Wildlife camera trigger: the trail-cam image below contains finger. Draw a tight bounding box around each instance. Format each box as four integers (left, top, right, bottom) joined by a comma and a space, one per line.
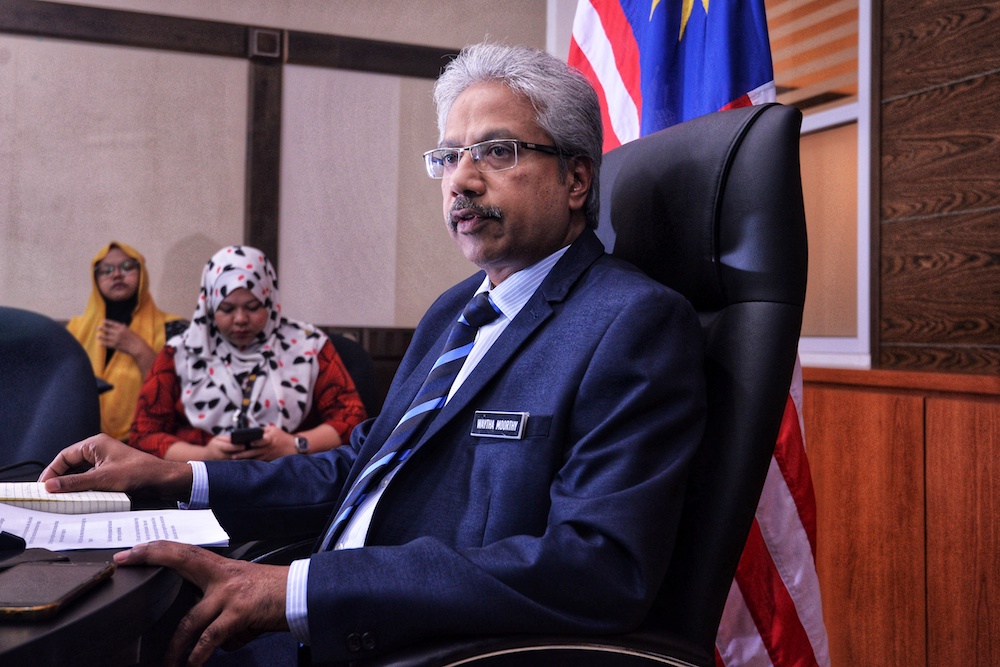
164, 596, 227, 667
115, 541, 226, 591
43, 470, 99, 493
229, 447, 261, 461
38, 450, 82, 484
185, 612, 244, 667
38, 437, 101, 484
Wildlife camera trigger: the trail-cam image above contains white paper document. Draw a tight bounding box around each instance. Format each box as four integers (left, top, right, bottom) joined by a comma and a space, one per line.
0, 502, 230, 551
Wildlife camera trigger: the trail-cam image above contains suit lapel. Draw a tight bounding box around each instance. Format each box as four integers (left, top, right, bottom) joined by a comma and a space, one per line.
415, 229, 606, 448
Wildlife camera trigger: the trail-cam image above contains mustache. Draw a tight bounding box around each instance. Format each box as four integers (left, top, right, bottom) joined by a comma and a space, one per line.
450, 196, 503, 229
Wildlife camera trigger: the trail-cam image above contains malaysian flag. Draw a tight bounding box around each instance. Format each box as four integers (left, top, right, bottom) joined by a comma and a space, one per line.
568, 2, 830, 665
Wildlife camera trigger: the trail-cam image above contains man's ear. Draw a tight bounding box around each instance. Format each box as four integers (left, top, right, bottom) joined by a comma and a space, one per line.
567, 156, 593, 212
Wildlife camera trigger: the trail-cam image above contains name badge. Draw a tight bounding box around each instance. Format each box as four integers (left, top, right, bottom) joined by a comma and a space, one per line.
471, 411, 529, 440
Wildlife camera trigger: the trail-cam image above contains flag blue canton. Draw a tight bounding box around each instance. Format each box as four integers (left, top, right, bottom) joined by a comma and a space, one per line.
618, 0, 774, 131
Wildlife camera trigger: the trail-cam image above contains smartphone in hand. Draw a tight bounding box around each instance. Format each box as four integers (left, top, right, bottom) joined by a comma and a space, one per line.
230, 427, 264, 446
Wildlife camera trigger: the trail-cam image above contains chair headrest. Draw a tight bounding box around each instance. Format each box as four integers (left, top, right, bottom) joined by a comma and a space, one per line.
601, 104, 807, 314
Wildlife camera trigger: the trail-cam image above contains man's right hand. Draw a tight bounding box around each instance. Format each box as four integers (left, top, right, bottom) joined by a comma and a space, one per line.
38, 433, 194, 500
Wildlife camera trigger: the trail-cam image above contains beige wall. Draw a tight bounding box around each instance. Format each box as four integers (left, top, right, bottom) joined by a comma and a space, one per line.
800, 122, 858, 338
0, 35, 248, 319
0, 1, 547, 326
66, 0, 546, 50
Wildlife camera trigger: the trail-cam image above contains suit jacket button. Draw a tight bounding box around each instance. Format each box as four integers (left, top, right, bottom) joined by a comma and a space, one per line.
362, 632, 377, 650
347, 632, 362, 652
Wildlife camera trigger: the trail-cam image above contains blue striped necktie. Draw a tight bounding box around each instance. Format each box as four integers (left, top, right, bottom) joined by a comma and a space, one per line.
318, 291, 501, 551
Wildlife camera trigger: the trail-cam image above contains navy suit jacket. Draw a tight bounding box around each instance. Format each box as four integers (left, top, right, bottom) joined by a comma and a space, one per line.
205, 228, 706, 663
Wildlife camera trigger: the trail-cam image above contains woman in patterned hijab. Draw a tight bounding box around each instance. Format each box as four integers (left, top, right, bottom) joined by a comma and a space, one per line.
128, 245, 367, 461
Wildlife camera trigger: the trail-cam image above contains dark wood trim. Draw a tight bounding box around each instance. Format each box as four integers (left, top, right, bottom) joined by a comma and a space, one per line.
869, 1, 883, 369
287, 30, 455, 79
245, 59, 283, 267
803, 366, 1000, 397
0, 0, 247, 56
0, 1, 454, 78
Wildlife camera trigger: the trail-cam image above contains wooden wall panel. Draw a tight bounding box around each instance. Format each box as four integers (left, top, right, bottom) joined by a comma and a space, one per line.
880, 72, 1000, 222
878, 0, 1000, 373
804, 368, 1000, 666
879, 344, 1000, 374
803, 383, 925, 667
925, 397, 1000, 667
881, 0, 1000, 99
880, 208, 1000, 373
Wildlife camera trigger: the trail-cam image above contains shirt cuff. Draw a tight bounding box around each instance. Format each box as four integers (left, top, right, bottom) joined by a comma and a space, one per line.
178, 461, 209, 509
286, 558, 311, 645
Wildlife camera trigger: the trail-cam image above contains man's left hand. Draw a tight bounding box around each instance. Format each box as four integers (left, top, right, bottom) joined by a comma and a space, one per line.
114, 541, 290, 667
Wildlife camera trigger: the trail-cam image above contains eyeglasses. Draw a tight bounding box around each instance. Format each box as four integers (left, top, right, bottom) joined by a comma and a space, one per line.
94, 259, 140, 278
422, 139, 564, 179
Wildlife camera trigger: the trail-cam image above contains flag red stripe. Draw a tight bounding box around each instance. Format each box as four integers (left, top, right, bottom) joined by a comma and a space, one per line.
735, 520, 820, 667
584, 0, 643, 119
720, 93, 754, 111
568, 37, 623, 151
772, 395, 818, 557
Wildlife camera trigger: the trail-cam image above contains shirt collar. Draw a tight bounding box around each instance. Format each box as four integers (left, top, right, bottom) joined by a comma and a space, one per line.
474, 245, 571, 322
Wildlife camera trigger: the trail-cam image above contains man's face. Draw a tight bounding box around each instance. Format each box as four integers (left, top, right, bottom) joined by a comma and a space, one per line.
439, 81, 590, 285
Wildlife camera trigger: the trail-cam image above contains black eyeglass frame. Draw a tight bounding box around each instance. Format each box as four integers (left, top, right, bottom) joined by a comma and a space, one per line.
94, 259, 141, 278
422, 139, 565, 179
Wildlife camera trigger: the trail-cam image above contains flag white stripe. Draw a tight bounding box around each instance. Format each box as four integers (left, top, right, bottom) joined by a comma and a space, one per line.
746, 80, 777, 105
718, 581, 776, 667
789, 357, 804, 429
571, 0, 640, 144
754, 361, 831, 666
756, 458, 829, 665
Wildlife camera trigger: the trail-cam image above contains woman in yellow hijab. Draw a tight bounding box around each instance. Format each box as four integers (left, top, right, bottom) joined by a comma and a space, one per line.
68, 242, 185, 441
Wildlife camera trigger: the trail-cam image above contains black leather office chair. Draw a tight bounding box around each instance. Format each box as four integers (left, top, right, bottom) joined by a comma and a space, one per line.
328, 332, 382, 417
0, 306, 102, 480
331, 103, 807, 666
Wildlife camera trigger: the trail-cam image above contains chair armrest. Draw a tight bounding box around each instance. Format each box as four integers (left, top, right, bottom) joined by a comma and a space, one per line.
230, 538, 315, 565
332, 631, 708, 667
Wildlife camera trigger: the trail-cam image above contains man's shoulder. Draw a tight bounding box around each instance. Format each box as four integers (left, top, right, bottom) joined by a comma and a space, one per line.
582, 253, 686, 303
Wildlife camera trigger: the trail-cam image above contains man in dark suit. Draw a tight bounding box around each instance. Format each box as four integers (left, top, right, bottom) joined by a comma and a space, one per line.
40, 42, 706, 666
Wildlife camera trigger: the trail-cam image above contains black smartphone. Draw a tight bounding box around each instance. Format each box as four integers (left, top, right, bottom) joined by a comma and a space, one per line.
0, 561, 115, 621
230, 427, 264, 445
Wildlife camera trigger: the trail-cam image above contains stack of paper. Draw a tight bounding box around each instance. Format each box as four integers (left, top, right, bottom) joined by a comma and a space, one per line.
0, 500, 229, 551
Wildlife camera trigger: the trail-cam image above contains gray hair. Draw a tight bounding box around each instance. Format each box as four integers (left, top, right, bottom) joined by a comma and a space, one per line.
433, 43, 603, 229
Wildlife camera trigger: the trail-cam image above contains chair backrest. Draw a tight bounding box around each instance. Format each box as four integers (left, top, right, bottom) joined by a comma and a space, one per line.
0, 307, 101, 478
600, 104, 808, 662
328, 332, 382, 417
